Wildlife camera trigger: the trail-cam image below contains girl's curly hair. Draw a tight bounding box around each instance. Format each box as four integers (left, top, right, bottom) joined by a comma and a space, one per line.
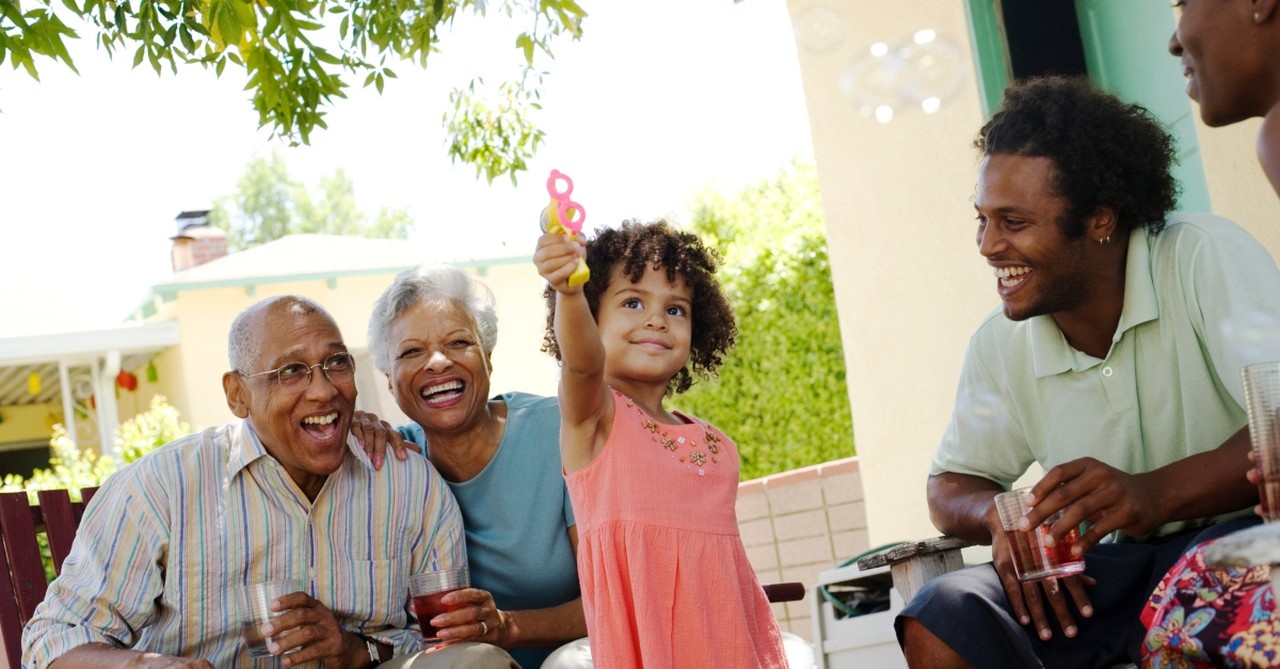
541, 219, 737, 395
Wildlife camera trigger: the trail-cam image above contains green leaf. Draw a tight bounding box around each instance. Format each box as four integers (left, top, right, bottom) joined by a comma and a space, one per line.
515, 32, 532, 66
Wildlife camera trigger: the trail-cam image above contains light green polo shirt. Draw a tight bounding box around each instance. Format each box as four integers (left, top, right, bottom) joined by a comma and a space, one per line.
933, 213, 1280, 537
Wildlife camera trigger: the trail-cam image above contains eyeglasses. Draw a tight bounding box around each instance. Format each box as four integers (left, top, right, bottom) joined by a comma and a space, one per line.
238, 352, 356, 388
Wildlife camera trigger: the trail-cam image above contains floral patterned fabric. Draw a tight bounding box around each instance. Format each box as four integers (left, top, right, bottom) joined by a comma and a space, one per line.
1142, 537, 1276, 668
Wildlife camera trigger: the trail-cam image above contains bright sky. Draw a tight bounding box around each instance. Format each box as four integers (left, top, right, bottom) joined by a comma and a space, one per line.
0, 0, 813, 336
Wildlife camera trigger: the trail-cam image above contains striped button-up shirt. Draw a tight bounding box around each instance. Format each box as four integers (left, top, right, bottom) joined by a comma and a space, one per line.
22, 420, 464, 668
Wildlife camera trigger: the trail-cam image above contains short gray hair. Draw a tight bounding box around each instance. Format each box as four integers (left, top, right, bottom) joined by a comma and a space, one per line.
228, 295, 334, 371
368, 265, 498, 375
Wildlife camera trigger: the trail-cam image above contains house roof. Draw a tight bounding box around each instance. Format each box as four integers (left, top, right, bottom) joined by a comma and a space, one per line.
155, 234, 438, 288
149, 234, 530, 299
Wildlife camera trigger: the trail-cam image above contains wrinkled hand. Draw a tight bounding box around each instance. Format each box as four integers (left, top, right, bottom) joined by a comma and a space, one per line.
430, 587, 511, 647
534, 232, 587, 296
1023, 457, 1161, 556
352, 410, 419, 470
990, 515, 1095, 642
259, 590, 362, 668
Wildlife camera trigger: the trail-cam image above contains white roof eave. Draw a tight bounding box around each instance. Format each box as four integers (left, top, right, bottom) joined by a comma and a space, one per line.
0, 321, 182, 367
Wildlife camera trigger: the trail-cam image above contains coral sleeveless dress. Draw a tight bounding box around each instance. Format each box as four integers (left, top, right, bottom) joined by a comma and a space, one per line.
565, 388, 787, 668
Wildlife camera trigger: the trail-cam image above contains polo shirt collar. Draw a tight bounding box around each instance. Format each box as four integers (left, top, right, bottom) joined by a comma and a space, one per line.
1028, 225, 1159, 378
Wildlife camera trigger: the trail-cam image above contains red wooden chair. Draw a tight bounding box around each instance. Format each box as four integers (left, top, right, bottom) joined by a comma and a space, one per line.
0, 488, 97, 669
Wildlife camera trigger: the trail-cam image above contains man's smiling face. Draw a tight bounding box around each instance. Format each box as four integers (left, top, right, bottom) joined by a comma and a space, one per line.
226, 299, 356, 496
974, 153, 1093, 322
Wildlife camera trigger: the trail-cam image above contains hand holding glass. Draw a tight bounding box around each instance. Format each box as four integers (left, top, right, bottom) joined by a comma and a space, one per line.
409, 566, 470, 641
236, 579, 306, 656
994, 488, 1085, 582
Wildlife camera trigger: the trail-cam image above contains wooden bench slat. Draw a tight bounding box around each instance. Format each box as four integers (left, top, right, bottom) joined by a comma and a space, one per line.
36, 490, 77, 577
0, 520, 26, 669
855, 536, 972, 571
0, 492, 48, 621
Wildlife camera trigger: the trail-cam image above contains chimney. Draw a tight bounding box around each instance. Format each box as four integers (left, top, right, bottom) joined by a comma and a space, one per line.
170, 210, 229, 272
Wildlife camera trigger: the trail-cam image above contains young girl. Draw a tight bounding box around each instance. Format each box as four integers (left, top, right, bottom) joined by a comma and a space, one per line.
533, 219, 788, 668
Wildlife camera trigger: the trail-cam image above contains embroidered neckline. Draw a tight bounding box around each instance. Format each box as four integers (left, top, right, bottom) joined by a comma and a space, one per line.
616, 389, 722, 477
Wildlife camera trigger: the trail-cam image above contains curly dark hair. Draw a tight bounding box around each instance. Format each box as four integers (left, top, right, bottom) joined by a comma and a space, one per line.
975, 76, 1180, 236
541, 219, 737, 395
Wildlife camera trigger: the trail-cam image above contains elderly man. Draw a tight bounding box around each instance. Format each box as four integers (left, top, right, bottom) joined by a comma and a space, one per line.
22, 295, 515, 668
897, 76, 1280, 668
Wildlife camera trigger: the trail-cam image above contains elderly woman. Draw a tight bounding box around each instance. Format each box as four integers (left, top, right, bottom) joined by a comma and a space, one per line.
365, 264, 588, 669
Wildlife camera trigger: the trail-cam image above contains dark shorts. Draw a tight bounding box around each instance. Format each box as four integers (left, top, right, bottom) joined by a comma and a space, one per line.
894, 516, 1259, 669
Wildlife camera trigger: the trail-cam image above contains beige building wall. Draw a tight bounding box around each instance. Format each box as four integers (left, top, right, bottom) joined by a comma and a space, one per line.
785, 1, 993, 546
786, 1, 1280, 548
0, 404, 54, 446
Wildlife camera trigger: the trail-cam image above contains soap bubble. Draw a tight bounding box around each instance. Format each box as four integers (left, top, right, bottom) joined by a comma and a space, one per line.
792, 2, 847, 54
954, 389, 1009, 436
1221, 311, 1280, 365
841, 28, 968, 122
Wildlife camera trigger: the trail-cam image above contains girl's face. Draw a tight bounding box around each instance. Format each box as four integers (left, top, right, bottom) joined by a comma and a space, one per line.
1170, 0, 1271, 126
385, 299, 494, 438
596, 265, 694, 387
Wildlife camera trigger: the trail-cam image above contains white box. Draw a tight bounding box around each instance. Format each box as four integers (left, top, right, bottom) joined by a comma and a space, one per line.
810, 563, 907, 669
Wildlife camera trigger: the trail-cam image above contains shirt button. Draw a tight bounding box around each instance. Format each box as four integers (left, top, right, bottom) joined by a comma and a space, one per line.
1102, 366, 1114, 377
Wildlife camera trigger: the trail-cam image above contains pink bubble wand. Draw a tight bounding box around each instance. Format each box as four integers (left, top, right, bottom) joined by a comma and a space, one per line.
539, 169, 590, 287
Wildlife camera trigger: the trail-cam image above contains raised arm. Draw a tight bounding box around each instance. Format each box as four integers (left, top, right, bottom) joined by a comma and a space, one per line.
533, 231, 612, 472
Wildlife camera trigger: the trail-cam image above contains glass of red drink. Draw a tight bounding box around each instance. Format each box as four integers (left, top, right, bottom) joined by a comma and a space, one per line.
409, 565, 470, 641
994, 488, 1085, 582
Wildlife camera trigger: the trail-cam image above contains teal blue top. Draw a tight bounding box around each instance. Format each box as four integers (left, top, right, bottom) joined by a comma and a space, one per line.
933, 214, 1280, 538
400, 391, 578, 668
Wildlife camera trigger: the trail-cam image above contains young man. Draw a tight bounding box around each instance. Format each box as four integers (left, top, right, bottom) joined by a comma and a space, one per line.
897, 76, 1280, 668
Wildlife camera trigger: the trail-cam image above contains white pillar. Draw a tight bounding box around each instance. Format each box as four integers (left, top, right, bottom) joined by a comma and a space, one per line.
96, 352, 122, 457
58, 361, 76, 446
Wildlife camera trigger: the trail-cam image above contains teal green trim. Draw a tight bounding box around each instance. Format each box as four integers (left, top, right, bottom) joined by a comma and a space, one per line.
964, 0, 1010, 117
150, 256, 533, 300
1074, 0, 1211, 213
326, 278, 338, 289
245, 285, 256, 297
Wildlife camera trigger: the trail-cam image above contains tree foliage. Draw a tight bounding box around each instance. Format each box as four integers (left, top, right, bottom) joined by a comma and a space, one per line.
208, 149, 413, 250
1, 0, 586, 183
672, 161, 855, 481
